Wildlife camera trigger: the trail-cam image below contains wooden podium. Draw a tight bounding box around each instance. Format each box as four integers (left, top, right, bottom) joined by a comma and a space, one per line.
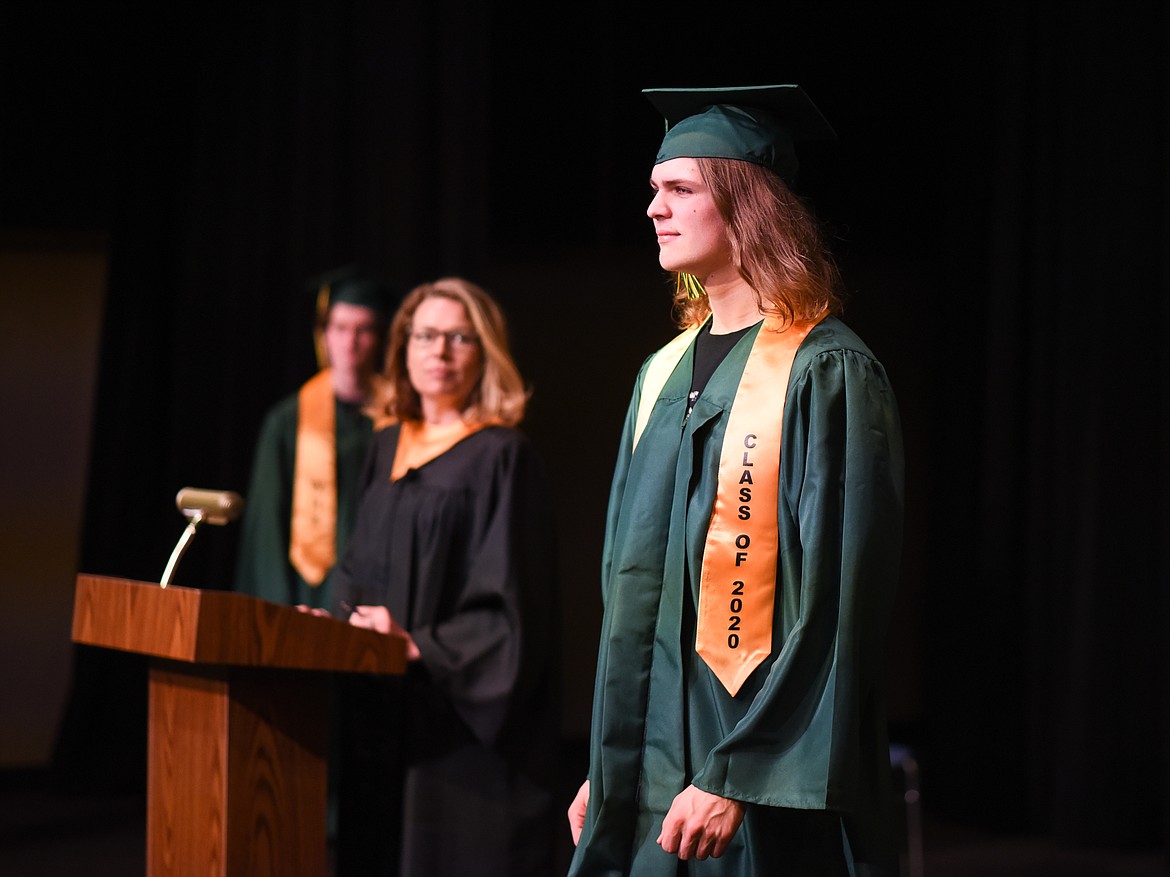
71, 574, 406, 877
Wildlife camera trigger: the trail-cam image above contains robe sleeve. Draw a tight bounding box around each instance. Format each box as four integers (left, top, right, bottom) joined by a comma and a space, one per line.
234, 396, 298, 604
329, 426, 388, 614
410, 435, 558, 748
599, 358, 651, 605
692, 346, 905, 812
331, 402, 376, 571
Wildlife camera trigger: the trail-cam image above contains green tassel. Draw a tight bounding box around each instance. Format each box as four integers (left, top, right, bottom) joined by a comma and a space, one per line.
677, 272, 706, 300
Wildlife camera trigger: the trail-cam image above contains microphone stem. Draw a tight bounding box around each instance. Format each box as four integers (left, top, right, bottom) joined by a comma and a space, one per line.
160, 515, 203, 588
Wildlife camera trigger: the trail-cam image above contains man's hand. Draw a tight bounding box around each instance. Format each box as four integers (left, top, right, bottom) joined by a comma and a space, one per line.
567, 779, 590, 845
657, 784, 745, 860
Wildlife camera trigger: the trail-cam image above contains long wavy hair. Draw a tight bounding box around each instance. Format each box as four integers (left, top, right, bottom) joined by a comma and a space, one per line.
369, 277, 529, 426
672, 158, 843, 329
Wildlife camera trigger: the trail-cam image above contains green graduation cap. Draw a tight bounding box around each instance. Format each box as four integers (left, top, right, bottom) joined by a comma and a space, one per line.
644, 84, 836, 183
307, 265, 396, 368
307, 264, 395, 320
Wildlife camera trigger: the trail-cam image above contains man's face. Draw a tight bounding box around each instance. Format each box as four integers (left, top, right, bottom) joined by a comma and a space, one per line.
323, 301, 380, 375
647, 157, 733, 279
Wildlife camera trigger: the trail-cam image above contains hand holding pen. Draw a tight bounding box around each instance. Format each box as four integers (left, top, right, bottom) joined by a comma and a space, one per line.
340, 601, 421, 661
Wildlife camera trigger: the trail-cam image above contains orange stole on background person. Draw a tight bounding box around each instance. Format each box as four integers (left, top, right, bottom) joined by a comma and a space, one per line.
288, 369, 337, 586
389, 418, 496, 481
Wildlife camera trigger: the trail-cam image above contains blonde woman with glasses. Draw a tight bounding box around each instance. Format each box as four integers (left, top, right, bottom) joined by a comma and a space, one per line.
331, 277, 560, 877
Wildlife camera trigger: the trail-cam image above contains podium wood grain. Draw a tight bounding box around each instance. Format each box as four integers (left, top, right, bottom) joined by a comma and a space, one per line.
71, 575, 406, 877
72, 574, 405, 673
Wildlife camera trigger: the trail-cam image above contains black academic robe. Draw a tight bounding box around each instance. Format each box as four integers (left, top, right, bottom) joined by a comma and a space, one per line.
333, 424, 560, 877
234, 387, 373, 609
570, 317, 905, 876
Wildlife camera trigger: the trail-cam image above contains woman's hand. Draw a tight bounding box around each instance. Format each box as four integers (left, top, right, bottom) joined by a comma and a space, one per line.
295, 604, 331, 617
347, 604, 421, 661
345, 603, 391, 632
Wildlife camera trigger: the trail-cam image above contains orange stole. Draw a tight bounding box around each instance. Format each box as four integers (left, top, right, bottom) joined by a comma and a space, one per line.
389, 419, 494, 482
288, 369, 337, 586
695, 318, 815, 696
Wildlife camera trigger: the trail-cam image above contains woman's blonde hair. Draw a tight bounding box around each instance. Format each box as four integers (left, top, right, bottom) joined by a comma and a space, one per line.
370, 277, 528, 426
672, 158, 843, 329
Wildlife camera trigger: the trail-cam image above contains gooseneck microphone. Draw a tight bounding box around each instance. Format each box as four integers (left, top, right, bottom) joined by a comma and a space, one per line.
175, 488, 245, 525
160, 487, 246, 587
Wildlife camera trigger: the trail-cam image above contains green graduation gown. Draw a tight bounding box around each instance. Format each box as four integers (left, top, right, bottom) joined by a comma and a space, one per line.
570, 316, 905, 876
234, 385, 374, 608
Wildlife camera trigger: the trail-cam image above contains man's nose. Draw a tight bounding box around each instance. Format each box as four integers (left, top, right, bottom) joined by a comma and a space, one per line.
647, 190, 668, 219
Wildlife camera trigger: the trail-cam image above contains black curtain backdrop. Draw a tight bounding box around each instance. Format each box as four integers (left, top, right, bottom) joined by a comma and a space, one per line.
924, 3, 1170, 848
4, 0, 1167, 858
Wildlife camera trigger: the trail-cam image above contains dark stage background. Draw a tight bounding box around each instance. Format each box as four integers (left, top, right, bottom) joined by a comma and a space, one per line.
3, 0, 1168, 863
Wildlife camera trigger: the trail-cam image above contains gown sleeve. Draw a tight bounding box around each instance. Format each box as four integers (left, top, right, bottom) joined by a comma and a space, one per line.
693, 346, 905, 812
234, 397, 298, 604
599, 358, 651, 604
328, 425, 386, 614
409, 434, 558, 749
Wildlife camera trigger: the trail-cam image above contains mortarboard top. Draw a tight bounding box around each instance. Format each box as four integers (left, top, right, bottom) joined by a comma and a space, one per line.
644, 84, 836, 183
307, 265, 397, 370
307, 264, 395, 320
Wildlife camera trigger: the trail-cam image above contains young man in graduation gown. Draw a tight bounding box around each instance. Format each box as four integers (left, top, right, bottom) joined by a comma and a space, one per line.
234, 267, 393, 610
567, 86, 906, 876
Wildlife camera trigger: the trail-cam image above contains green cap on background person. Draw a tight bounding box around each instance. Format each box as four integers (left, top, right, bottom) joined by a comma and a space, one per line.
308, 265, 396, 369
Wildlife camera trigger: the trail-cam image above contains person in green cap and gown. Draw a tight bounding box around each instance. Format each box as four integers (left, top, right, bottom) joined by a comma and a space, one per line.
234, 266, 393, 610
567, 86, 905, 876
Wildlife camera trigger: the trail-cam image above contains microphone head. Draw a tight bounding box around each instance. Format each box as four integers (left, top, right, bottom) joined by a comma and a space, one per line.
175, 487, 245, 525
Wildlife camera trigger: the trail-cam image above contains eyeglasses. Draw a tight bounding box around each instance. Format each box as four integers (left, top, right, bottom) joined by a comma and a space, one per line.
408, 328, 480, 349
